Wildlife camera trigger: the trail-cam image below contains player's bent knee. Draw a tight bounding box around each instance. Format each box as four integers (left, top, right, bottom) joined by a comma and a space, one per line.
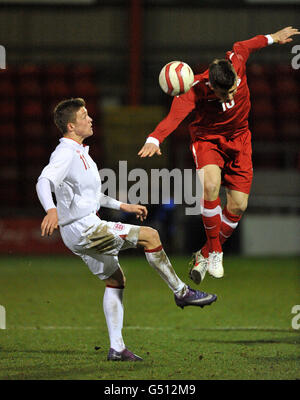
204, 182, 220, 200
105, 269, 126, 288
146, 227, 160, 246
229, 200, 248, 215
138, 226, 161, 249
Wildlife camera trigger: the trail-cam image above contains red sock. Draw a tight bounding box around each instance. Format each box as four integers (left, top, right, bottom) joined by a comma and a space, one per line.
201, 198, 222, 255
220, 206, 241, 245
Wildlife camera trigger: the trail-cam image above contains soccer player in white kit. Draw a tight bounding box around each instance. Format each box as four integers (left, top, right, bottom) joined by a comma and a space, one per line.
36, 98, 217, 361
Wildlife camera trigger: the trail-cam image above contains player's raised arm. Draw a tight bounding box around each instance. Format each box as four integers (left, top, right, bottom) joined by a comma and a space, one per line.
138, 91, 195, 158
231, 26, 300, 64
270, 26, 300, 44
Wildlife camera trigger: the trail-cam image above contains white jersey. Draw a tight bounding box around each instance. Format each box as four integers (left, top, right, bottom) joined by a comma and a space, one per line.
38, 137, 119, 226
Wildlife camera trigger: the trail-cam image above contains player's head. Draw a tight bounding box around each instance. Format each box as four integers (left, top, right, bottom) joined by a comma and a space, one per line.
209, 59, 237, 102
54, 98, 93, 139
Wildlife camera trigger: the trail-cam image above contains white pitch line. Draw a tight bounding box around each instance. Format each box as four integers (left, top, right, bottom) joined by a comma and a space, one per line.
3, 326, 297, 332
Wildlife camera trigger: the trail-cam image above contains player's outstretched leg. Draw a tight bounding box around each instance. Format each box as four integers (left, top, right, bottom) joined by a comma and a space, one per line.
138, 227, 217, 309
103, 269, 143, 361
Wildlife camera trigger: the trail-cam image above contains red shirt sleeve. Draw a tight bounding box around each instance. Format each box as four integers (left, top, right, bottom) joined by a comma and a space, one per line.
228, 35, 269, 64
148, 88, 196, 144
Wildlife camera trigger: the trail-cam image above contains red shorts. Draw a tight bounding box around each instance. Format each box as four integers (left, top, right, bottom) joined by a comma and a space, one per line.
190, 130, 253, 194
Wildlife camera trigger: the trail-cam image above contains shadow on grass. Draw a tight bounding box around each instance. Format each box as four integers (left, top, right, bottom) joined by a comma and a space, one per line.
189, 335, 300, 345
0, 351, 150, 380
0, 349, 88, 355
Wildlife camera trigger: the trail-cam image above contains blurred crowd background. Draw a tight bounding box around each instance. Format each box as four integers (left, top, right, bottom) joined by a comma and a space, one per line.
0, 0, 299, 257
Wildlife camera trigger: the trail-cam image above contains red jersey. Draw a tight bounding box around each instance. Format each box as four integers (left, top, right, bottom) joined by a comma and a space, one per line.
149, 35, 269, 143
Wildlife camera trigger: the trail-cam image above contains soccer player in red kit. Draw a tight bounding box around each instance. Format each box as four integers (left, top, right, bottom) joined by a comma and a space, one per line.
138, 26, 299, 284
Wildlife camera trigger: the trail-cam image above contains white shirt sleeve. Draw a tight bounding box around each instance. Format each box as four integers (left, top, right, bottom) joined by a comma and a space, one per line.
36, 177, 56, 212
265, 34, 274, 45
146, 137, 160, 147
99, 193, 121, 210
39, 146, 74, 188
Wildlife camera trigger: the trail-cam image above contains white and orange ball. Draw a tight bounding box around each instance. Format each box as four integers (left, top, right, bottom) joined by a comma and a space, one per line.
159, 61, 194, 96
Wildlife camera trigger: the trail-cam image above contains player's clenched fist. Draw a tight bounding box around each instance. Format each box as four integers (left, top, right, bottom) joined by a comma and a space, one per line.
138, 143, 162, 158
41, 208, 58, 236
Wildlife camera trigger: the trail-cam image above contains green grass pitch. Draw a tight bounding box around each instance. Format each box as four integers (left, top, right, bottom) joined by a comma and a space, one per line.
0, 254, 299, 380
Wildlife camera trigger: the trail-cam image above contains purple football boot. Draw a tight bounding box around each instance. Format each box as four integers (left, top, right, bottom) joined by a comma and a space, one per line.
175, 286, 217, 309
107, 348, 143, 361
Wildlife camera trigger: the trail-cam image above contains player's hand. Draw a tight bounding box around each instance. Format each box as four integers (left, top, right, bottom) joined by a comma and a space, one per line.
41, 208, 59, 237
271, 26, 300, 44
120, 203, 148, 222
138, 143, 162, 158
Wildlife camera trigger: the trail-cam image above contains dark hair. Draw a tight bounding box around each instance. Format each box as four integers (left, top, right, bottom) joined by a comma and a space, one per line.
53, 98, 86, 134
209, 59, 236, 91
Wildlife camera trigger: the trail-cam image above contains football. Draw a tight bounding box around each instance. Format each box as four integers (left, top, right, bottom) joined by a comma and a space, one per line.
159, 61, 194, 96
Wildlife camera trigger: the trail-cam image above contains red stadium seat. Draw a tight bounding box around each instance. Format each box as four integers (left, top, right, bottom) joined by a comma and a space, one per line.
0, 182, 19, 206
25, 165, 45, 181
43, 64, 69, 80
44, 79, 71, 99
247, 63, 272, 79
276, 96, 300, 117
274, 78, 299, 97
71, 64, 95, 80
251, 119, 278, 141
73, 79, 98, 97
0, 77, 15, 98
23, 144, 48, 165
0, 100, 16, 119
22, 121, 45, 139
274, 63, 294, 77
0, 122, 16, 139
248, 79, 272, 97
0, 164, 18, 180
20, 100, 44, 118
0, 144, 17, 163
280, 120, 300, 140
250, 98, 274, 118
48, 124, 60, 138
18, 79, 43, 98
18, 64, 42, 80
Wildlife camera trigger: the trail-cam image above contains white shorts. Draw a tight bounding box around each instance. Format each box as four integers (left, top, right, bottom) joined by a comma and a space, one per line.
60, 213, 141, 280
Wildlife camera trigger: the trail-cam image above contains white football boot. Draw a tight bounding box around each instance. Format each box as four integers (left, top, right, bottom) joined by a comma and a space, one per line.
189, 250, 209, 285
207, 251, 224, 278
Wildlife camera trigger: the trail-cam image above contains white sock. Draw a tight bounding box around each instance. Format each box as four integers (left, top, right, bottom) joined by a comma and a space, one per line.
145, 246, 187, 298
103, 286, 126, 352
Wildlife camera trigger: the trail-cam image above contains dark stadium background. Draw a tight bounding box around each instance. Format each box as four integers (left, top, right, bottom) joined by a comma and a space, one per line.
0, 0, 299, 258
